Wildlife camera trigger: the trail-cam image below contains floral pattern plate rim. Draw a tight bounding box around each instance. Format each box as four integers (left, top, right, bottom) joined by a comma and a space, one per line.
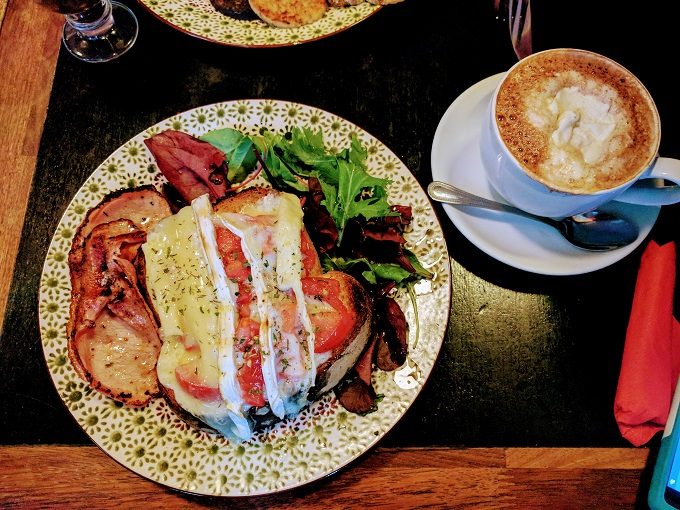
136, 0, 381, 48
39, 99, 451, 496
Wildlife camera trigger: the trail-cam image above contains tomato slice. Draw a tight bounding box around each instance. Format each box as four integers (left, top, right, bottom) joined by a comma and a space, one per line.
239, 346, 266, 407
300, 230, 318, 277
277, 297, 299, 335
236, 316, 259, 340
302, 277, 356, 353
215, 226, 250, 283
236, 287, 254, 309
175, 362, 222, 402
235, 316, 266, 407
215, 229, 265, 407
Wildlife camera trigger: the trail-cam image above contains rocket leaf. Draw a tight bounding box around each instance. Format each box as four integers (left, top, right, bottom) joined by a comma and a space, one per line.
318, 159, 393, 244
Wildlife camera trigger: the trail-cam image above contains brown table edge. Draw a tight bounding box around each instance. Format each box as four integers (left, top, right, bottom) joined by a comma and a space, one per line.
0, 445, 651, 507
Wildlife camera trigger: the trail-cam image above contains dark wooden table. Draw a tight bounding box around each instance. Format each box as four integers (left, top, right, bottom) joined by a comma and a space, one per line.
2, 1, 679, 507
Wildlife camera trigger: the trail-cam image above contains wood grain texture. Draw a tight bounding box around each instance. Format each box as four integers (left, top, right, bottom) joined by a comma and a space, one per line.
0, 0, 62, 332
0, 446, 649, 508
505, 447, 650, 469
0, 0, 7, 28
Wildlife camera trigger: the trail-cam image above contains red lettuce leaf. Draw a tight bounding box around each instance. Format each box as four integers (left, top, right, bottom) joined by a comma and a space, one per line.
336, 376, 377, 415
145, 130, 229, 204
374, 296, 409, 371
336, 335, 378, 414
339, 205, 416, 274
301, 177, 339, 254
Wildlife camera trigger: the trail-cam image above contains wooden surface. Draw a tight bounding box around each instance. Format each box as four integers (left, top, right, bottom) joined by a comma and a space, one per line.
0, 445, 651, 508
0, 1, 659, 507
0, 0, 62, 332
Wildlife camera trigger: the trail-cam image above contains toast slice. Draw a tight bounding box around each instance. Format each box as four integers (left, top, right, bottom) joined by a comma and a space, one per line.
215, 187, 323, 276
151, 187, 373, 438
215, 187, 372, 397
310, 270, 372, 396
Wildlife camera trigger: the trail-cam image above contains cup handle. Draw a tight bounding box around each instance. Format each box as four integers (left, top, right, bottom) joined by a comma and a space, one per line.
615, 157, 680, 206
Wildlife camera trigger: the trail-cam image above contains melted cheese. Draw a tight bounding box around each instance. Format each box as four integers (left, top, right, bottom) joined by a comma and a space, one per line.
217, 192, 316, 419
142, 191, 317, 439
192, 196, 249, 412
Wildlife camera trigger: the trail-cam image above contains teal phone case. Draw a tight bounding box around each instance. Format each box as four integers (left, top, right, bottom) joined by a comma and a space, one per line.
650, 377, 680, 509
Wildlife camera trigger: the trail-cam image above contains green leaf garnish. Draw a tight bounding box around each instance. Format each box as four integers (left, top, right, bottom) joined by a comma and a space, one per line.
252, 128, 394, 242
277, 127, 337, 173
323, 256, 417, 287
320, 158, 393, 243
252, 133, 308, 193
200, 128, 257, 183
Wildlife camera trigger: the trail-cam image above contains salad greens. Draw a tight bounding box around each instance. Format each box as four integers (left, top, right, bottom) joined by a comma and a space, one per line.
203, 125, 432, 290
323, 251, 431, 286
251, 127, 395, 244
318, 159, 393, 245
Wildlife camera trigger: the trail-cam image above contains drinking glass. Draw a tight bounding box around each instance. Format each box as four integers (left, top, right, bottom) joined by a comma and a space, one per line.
40, 0, 138, 63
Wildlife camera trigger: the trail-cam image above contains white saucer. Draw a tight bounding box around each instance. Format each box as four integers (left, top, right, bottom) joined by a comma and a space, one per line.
430, 73, 660, 276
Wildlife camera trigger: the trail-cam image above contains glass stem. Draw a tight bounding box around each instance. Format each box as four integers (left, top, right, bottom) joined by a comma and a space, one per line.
65, 0, 113, 38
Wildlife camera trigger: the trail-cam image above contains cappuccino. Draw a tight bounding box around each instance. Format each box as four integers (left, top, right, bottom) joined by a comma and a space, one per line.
495, 49, 659, 194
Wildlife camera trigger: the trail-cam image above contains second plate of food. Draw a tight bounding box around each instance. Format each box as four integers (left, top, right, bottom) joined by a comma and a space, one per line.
138, 0, 382, 47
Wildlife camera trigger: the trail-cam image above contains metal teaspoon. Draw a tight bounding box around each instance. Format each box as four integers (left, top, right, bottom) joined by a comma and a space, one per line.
427, 181, 640, 252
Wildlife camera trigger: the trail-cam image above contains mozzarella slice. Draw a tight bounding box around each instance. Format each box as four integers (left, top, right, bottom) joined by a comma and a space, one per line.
217, 192, 316, 419
191, 195, 252, 438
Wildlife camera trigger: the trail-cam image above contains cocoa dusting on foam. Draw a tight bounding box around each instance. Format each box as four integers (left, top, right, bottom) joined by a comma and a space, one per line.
495, 50, 659, 193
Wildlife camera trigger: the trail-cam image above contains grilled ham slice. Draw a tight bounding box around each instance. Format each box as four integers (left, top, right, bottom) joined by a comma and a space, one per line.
67, 187, 171, 405
69, 220, 162, 406
67, 186, 172, 348
68, 185, 172, 269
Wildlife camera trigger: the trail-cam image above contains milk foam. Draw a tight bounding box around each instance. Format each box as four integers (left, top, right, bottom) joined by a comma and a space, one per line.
524, 74, 626, 188
549, 85, 616, 163
495, 50, 659, 193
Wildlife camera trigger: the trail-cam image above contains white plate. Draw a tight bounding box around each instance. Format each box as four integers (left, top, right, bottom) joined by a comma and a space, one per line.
39, 100, 451, 496
430, 73, 660, 276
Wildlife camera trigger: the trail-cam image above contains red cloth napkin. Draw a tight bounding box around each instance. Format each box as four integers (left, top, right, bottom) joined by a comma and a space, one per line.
614, 240, 680, 446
